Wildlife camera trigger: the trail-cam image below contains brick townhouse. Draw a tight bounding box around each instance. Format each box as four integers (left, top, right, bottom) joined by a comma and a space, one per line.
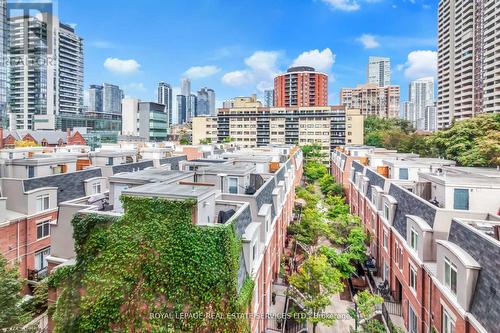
47, 145, 303, 333
332, 147, 500, 333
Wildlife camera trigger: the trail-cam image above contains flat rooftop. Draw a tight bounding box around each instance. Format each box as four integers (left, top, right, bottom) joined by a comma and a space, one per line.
420, 168, 500, 186
110, 168, 191, 183
122, 182, 216, 199
200, 162, 256, 174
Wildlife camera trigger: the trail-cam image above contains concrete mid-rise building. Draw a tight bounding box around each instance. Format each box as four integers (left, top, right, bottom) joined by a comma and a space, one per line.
274, 66, 328, 107
121, 99, 167, 142
192, 95, 364, 158
340, 83, 400, 118
437, 0, 500, 129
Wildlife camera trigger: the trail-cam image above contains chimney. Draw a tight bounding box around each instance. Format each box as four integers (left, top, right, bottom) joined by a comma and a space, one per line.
0, 127, 3, 149
66, 128, 71, 146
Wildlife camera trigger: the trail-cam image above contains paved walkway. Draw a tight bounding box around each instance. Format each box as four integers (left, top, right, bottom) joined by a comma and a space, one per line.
313, 293, 355, 333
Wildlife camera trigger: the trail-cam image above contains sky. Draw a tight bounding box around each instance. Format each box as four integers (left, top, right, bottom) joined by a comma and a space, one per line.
58, 0, 438, 108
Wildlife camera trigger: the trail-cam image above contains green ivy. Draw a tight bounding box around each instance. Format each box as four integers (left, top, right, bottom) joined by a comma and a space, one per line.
51, 196, 251, 332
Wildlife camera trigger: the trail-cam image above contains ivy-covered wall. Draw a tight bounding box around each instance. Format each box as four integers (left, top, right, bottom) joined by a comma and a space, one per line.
49, 196, 253, 332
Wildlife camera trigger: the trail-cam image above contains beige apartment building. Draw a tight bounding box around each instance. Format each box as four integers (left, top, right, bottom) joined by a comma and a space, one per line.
192, 96, 363, 157
340, 83, 400, 118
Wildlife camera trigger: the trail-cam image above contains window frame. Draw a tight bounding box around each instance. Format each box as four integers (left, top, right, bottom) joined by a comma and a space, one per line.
409, 264, 417, 293
453, 188, 469, 210
36, 220, 51, 239
444, 257, 458, 295
36, 194, 50, 212
34, 247, 50, 272
410, 227, 419, 251
92, 182, 102, 194
228, 177, 239, 194
442, 308, 456, 333
399, 168, 409, 180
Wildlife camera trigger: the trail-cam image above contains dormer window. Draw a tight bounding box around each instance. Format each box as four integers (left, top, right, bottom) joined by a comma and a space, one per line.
444, 257, 457, 295
410, 227, 418, 251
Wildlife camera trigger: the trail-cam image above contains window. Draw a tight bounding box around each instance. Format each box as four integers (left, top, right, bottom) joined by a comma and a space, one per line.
35, 247, 50, 272
228, 177, 238, 194
410, 228, 418, 251
92, 182, 101, 194
384, 203, 390, 220
409, 265, 417, 292
453, 188, 469, 210
36, 194, 50, 212
252, 243, 257, 261
444, 257, 457, 295
36, 220, 50, 239
383, 230, 388, 249
399, 168, 409, 180
442, 308, 456, 333
408, 306, 418, 333
395, 243, 403, 270
28, 165, 35, 178
370, 214, 375, 230
107, 157, 113, 166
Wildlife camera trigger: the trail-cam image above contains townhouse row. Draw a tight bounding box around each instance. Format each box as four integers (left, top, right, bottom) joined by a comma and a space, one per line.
332, 146, 500, 333
41, 144, 303, 332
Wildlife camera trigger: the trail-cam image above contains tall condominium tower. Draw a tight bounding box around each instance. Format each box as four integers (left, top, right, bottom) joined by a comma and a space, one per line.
264, 89, 274, 107
177, 95, 187, 124
181, 77, 191, 96
437, 0, 498, 129
103, 83, 123, 114
408, 77, 435, 131
340, 83, 400, 118
196, 87, 215, 116
274, 66, 328, 107
58, 23, 84, 116
8, 14, 84, 129
88, 85, 103, 112
157, 81, 172, 128
196, 89, 209, 116
0, 1, 7, 125
187, 94, 197, 122
367, 56, 391, 87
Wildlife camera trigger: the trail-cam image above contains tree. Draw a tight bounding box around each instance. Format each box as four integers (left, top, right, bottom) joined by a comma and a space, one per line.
348, 290, 384, 330
289, 254, 344, 333
0, 255, 24, 329
288, 208, 330, 253
199, 138, 212, 144
319, 246, 356, 279
304, 161, 328, 181
223, 136, 234, 143
301, 143, 325, 161
179, 134, 190, 145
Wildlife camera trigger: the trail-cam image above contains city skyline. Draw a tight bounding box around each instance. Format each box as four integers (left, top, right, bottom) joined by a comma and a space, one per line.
56, 0, 438, 108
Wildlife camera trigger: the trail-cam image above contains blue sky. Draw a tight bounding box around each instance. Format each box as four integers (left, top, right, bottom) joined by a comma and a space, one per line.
58, 0, 438, 107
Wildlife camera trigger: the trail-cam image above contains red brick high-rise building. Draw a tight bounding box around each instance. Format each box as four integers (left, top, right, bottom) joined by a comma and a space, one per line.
274, 66, 328, 107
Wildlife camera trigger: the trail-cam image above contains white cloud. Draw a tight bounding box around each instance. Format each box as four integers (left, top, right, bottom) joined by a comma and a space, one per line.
357, 34, 380, 49
222, 51, 280, 91
104, 57, 140, 74
222, 70, 253, 86
402, 50, 437, 80
291, 48, 335, 72
183, 65, 221, 79
320, 0, 360, 11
